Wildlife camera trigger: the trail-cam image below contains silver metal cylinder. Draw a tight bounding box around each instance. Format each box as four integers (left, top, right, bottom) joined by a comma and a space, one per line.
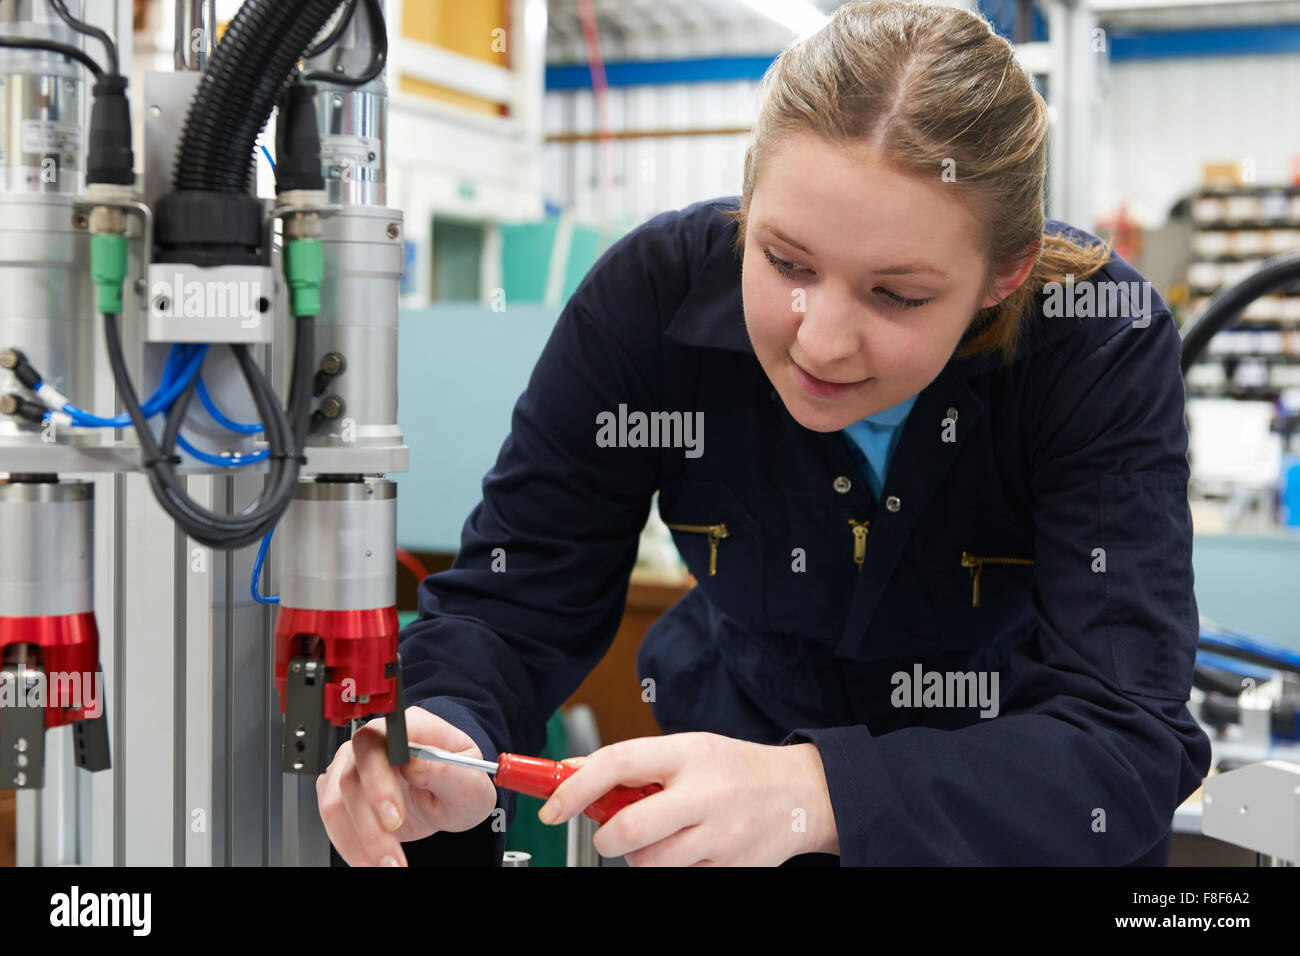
311, 205, 403, 448
275, 479, 396, 611
0, 1, 87, 194
0, 194, 94, 448
0, 480, 93, 617
502, 851, 532, 867
303, 0, 388, 206
174, 0, 217, 72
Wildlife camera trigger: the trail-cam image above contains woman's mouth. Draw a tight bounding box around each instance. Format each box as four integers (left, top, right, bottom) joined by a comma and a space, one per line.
789, 355, 872, 400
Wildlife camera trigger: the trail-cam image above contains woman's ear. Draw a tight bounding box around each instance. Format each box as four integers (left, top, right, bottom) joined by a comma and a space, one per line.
979, 240, 1041, 309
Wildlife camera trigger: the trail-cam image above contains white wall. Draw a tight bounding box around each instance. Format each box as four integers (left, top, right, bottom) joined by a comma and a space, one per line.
543, 80, 757, 226
1098, 52, 1300, 226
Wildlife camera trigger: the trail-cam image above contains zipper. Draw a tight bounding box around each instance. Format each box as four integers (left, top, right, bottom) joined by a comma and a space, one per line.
848, 519, 869, 573
960, 551, 1034, 607
664, 522, 729, 575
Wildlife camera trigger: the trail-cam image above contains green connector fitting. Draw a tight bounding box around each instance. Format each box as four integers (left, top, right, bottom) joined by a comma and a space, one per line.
284, 239, 324, 318
90, 233, 129, 314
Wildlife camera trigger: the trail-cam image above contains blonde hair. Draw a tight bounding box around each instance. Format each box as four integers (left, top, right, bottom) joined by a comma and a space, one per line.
723, 0, 1112, 361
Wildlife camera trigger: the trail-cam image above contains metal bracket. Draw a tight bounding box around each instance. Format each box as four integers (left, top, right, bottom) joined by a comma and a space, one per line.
0, 665, 47, 790
73, 672, 112, 774
384, 654, 409, 767
282, 653, 330, 774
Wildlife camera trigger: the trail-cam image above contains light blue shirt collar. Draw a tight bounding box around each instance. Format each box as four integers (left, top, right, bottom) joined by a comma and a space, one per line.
862, 393, 919, 428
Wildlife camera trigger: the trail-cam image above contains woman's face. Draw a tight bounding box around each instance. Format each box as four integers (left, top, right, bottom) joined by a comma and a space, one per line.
741, 130, 1023, 433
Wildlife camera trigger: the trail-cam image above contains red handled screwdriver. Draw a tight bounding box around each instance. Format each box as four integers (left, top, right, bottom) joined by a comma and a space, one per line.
408, 743, 662, 825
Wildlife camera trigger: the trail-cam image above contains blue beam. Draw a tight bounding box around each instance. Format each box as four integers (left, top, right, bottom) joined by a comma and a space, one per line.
546, 55, 777, 90
543, 24, 1300, 94
1109, 23, 1300, 61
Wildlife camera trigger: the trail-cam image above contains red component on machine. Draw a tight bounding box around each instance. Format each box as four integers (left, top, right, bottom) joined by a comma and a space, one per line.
273, 606, 399, 725
0, 612, 101, 729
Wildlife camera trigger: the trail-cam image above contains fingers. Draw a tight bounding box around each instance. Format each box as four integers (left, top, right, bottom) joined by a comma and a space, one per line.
541, 737, 679, 824
622, 823, 713, 868
590, 788, 700, 860
352, 722, 407, 833
338, 760, 408, 866
316, 740, 406, 867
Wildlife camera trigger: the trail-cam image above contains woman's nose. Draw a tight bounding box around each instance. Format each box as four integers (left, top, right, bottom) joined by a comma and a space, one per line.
795, 293, 863, 370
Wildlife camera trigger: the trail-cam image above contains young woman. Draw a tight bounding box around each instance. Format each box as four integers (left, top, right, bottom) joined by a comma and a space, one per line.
317, 1, 1210, 866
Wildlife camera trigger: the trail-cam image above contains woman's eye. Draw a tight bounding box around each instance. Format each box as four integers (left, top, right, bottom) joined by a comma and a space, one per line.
879, 289, 932, 310
763, 248, 804, 280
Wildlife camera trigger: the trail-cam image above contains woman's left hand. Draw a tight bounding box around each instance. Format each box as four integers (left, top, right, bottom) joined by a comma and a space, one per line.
537, 732, 838, 866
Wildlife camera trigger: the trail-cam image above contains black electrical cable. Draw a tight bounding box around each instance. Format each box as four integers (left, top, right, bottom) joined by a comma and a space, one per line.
302, 0, 386, 88
1181, 252, 1300, 372
304, 0, 360, 59
47, 0, 118, 75
102, 310, 315, 550
0, 34, 103, 79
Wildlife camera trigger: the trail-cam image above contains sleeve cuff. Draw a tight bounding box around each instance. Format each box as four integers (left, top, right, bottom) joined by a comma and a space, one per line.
783, 725, 884, 866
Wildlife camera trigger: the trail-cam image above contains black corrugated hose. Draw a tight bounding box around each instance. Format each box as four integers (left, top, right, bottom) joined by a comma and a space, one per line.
173, 0, 344, 193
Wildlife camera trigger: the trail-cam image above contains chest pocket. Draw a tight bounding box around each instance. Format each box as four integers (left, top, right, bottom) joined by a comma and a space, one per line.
920, 506, 1036, 650
660, 480, 765, 633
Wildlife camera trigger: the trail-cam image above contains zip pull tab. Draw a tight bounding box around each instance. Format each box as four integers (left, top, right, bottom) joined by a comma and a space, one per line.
705, 524, 729, 576
848, 519, 869, 573
961, 551, 982, 606
664, 522, 730, 575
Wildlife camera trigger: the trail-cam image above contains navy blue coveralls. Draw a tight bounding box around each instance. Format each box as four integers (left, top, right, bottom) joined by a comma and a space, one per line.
392, 196, 1211, 866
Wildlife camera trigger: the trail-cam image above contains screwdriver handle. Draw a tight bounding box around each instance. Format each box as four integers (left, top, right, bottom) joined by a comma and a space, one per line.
495, 753, 664, 825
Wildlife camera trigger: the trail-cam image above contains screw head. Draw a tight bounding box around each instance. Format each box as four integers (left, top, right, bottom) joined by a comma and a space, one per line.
320, 351, 346, 375
291, 662, 302, 674
71, 212, 88, 229
386, 223, 400, 240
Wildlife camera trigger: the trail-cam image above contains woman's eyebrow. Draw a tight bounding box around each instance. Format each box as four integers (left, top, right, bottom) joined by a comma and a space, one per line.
757, 220, 949, 279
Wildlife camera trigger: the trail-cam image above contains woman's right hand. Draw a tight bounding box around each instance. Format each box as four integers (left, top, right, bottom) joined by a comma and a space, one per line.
317, 706, 500, 866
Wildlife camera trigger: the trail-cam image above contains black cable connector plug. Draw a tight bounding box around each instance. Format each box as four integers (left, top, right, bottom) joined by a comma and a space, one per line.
87, 74, 134, 186
1, 394, 48, 425
0, 348, 42, 391
312, 351, 346, 397
275, 80, 325, 195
